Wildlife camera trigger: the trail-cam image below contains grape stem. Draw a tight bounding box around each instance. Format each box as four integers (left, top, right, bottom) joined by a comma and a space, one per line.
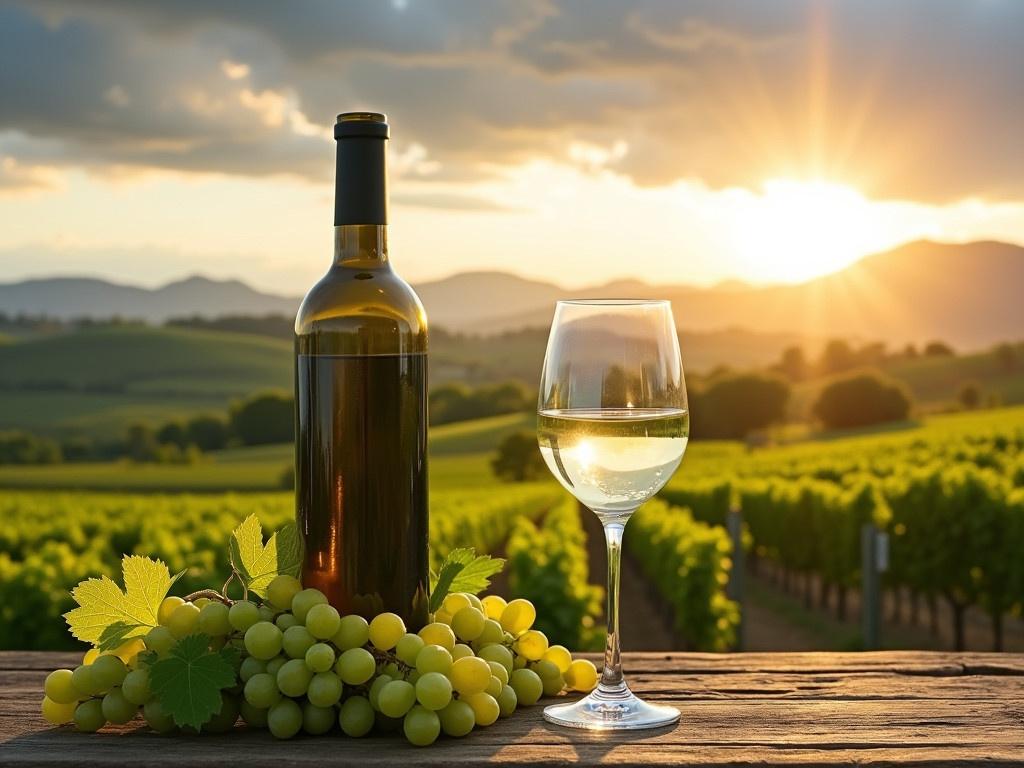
369, 648, 413, 677
183, 589, 232, 605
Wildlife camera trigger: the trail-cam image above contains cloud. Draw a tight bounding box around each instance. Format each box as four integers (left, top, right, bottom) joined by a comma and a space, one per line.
0, 0, 1022, 202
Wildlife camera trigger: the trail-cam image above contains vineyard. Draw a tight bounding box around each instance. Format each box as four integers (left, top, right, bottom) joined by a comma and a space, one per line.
662, 406, 1024, 649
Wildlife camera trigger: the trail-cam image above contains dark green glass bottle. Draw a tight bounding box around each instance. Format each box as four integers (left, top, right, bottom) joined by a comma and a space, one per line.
294, 112, 428, 628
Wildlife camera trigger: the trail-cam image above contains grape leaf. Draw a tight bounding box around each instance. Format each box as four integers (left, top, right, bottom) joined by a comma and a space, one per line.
428, 548, 504, 613
228, 514, 301, 598
64, 555, 183, 644
149, 634, 238, 730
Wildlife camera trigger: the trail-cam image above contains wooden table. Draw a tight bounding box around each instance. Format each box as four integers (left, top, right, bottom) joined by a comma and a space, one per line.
3, 651, 1022, 766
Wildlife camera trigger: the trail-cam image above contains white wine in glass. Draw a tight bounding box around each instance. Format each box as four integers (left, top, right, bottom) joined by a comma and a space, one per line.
537, 300, 688, 730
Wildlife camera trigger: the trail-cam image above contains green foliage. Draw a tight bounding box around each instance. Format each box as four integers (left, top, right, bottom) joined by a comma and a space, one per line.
185, 414, 230, 451
0, 430, 61, 465
812, 370, 912, 430
229, 390, 294, 446
491, 431, 548, 481
690, 373, 790, 439
149, 634, 239, 729
228, 514, 300, 598
429, 381, 532, 426
428, 549, 505, 613
506, 497, 603, 651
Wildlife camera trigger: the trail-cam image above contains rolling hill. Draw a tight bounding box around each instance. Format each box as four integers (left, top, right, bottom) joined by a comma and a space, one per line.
2, 240, 1023, 348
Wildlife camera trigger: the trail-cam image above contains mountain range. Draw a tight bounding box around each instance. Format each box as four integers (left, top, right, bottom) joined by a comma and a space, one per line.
1, 240, 1022, 349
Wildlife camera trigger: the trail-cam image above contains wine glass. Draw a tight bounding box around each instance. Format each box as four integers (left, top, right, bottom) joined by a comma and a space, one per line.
536, 299, 688, 730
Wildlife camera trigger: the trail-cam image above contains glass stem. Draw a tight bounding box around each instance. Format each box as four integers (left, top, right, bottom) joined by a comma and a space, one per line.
599, 520, 627, 694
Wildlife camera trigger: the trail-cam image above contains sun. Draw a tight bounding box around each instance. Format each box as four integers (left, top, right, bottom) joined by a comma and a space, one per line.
732, 179, 887, 283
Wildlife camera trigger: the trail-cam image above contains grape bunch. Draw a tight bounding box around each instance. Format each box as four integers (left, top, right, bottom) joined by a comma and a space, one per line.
41, 576, 599, 746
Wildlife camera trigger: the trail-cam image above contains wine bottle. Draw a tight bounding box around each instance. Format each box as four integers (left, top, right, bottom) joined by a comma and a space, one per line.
295, 112, 428, 628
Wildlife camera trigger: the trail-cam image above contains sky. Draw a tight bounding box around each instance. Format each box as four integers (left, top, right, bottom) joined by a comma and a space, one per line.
1, 0, 1023, 293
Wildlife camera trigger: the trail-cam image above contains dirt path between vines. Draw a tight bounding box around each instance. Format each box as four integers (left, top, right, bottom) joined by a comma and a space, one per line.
578, 503, 678, 651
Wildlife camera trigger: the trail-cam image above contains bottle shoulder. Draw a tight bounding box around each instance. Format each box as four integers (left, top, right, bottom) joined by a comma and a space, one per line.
295, 267, 427, 355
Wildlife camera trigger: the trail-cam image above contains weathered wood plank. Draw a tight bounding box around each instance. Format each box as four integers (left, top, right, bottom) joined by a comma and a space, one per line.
1, 652, 1022, 766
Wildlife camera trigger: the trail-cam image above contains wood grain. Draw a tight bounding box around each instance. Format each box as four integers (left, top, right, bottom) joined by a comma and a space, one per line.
2, 652, 1022, 766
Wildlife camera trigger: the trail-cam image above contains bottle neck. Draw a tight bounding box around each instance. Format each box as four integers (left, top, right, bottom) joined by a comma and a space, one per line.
333, 224, 389, 268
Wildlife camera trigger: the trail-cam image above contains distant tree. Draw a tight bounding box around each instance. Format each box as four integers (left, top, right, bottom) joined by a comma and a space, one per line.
994, 342, 1017, 373
775, 346, 808, 382
125, 424, 162, 462
924, 340, 955, 357
819, 339, 857, 375
902, 343, 919, 359
491, 431, 547, 482
156, 421, 188, 448
430, 381, 532, 425
958, 382, 982, 410
0, 431, 62, 465
186, 414, 230, 451
812, 371, 912, 430
230, 391, 294, 446
59, 436, 96, 462
855, 342, 888, 368
689, 373, 791, 440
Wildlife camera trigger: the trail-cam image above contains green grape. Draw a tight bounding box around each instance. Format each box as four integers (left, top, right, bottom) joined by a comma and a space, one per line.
442, 592, 472, 616
71, 664, 104, 698
513, 654, 527, 670
43, 669, 78, 705
487, 661, 509, 687
204, 693, 239, 733
258, 605, 276, 622
276, 658, 313, 697
82, 648, 100, 666
485, 674, 503, 698
540, 670, 564, 696
377, 680, 417, 718
478, 643, 514, 674
414, 672, 452, 711
194, 597, 211, 609
305, 642, 335, 673
41, 696, 77, 725
266, 575, 302, 611
514, 630, 549, 661
476, 618, 504, 647
265, 656, 287, 677
403, 705, 440, 747
499, 599, 536, 636
565, 659, 598, 692
239, 656, 267, 683
381, 661, 400, 678
243, 672, 282, 709
368, 612, 406, 651
275, 612, 298, 631
452, 643, 474, 660
451, 607, 486, 642
334, 647, 376, 685
533, 659, 561, 683
228, 600, 261, 632
267, 698, 302, 739
290, 588, 328, 624
74, 699, 106, 733
417, 622, 455, 651
282, 625, 316, 659
157, 595, 185, 626
339, 695, 375, 737
509, 668, 543, 706
307, 671, 343, 708
91, 654, 128, 690
121, 668, 151, 705
415, 644, 453, 676
304, 603, 341, 640
166, 601, 201, 639
197, 602, 232, 637
543, 645, 573, 675
407, 670, 421, 686
450, 656, 491, 696
466, 593, 484, 612
144, 625, 176, 656
368, 674, 393, 711
332, 614, 370, 650
302, 702, 336, 735
481, 594, 507, 621
433, 608, 453, 625
143, 698, 176, 733
465, 692, 499, 727
101, 688, 137, 725
496, 684, 517, 717
438, 699, 475, 737
239, 699, 268, 728
395, 633, 425, 666
244, 621, 283, 660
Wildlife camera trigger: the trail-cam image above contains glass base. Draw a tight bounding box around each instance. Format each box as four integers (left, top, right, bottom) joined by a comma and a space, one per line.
543, 682, 680, 731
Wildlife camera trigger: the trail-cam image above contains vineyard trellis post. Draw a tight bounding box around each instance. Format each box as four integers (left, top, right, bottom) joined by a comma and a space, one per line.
726, 506, 745, 651
861, 523, 888, 650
